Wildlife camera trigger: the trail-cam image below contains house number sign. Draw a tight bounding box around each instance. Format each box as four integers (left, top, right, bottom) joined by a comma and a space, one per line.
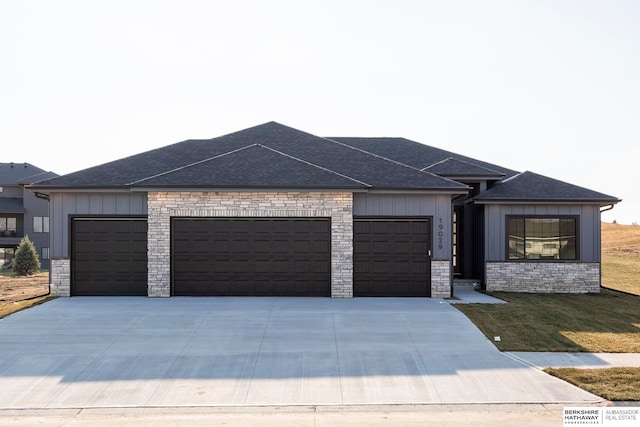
438, 217, 444, 250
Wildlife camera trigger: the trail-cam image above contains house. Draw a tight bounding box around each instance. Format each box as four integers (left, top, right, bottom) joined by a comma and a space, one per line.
0, 163, 58, 270
28, 122, 620, 297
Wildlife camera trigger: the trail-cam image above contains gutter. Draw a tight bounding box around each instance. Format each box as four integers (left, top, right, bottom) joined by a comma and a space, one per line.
600, 204, 616, 213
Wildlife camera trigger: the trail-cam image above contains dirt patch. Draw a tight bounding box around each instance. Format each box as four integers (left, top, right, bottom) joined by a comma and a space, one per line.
0, 272, 49, 303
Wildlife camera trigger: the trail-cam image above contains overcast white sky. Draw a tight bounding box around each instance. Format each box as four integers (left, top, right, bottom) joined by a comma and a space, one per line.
2, 0, 638, 223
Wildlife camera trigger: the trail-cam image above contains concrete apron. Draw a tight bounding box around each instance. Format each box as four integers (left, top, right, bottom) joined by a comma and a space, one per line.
0, 297, 602, 409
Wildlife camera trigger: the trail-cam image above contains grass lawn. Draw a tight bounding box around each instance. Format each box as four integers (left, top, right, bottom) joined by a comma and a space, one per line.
602, 254, 640, 296
0, 295, 54, 319
544, 368, 640, 401
454, 289, 640, 352
601, 222, 640, 296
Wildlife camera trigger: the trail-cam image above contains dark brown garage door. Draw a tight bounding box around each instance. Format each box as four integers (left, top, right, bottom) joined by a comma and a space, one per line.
354, 218, 431, 297
71, 218, 148, 296
172, 218, 331, 296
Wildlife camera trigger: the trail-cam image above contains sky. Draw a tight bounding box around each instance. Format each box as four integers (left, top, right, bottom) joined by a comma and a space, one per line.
2, 0, 638, 224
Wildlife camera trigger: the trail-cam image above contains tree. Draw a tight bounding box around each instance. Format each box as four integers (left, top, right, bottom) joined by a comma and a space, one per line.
12, 235, 41, 276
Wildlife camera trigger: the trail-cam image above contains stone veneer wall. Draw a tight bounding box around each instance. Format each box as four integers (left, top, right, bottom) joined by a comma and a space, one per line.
431, 260, 451, 298
485, 262, 600, 293
147, 191, 353, 298
50, 258, 71, 296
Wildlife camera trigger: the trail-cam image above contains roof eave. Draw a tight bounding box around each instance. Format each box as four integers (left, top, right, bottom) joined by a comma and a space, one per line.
437, 174, 505, 181
366, 188, 470, 195
128, 185, 371, 193
474, 198, 622, 206
26, 186, 132, 193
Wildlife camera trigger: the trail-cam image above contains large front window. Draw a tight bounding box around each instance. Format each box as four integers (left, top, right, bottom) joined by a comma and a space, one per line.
508, 216, 577, 260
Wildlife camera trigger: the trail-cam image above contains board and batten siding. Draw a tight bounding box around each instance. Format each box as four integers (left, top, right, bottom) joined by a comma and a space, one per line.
353, 193, 452, 261
484, 204, 602, 263
49, 192, 148, 258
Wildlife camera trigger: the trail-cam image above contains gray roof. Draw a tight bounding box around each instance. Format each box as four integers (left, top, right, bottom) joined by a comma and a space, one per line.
17, 171, 59, 185
0, 198, 25, 213
0, 163, 49, 185
32, 122, 468, 192
422, 157, 505, 179
130, 144, 370, 189
474, 171, 620, 204
328, 137, 519, 178
28, 122, 620, 204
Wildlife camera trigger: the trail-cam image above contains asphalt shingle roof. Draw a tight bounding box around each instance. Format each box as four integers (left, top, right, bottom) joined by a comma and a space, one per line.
130, 144, 370, 189
0, 163, 49, 185
474, 171, 620, 203
29, 122, 619, 204
422, 157, 505, 178
33, 122, 468, 192
328, 137, 519, 178
0, 198, 25, 213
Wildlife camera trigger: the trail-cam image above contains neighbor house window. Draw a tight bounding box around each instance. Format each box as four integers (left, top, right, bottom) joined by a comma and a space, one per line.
0, 217, 17, 237
507, 216, 577, 260
41, 247, 49, 260
0, 247, 15, 268
33, 216, 49, 233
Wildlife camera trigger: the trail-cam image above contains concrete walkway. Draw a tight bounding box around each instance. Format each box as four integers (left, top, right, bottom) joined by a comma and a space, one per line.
508, 352, 640, 369
449, 283, 507, 304
0, 297, 602, 409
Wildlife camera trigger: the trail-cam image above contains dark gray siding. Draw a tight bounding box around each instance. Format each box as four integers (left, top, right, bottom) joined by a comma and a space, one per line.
50, 192, 148, 258
22, 187, 51, 268
353, 193, 452, 260
0, 185, 23, 197
484, 204, 602, 262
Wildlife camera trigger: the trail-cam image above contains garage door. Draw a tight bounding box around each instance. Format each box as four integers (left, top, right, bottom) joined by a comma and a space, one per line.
354, 218, 431, 297
172, 218, 331, 296
71, 218, 148, 296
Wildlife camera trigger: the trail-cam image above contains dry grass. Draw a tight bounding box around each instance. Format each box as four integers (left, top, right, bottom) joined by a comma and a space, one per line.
544, 367, 640, 401
0, 295, 55, 319
0, 271, 49, 302
455, 289, 640, 352
601, 223, 640, 295
0, 271, 51, 318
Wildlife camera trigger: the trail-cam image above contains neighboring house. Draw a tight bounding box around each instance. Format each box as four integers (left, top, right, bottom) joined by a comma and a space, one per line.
0, 163, 58, 270
28, 122, 620, 297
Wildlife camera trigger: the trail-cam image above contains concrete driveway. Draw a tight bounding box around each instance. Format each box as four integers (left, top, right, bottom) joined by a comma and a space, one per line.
0, 297, 601, 408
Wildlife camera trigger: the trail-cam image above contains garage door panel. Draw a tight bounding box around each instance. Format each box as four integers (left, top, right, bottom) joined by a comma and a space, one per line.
72, 218, 148, 296
172, 218, 330, 296
354, 218, 431, 297
313, 241, 330, 253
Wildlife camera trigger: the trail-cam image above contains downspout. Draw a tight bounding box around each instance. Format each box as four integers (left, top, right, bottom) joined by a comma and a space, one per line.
598, 203, 616, 291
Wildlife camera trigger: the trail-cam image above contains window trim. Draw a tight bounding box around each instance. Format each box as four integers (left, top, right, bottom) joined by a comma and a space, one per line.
505, 215, 580, 262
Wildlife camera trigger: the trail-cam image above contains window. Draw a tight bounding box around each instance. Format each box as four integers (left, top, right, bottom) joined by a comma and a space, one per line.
0, 248, 14, 268
508, 216, 577, 260
41, 247, 49, 260
33, 216, 49, 233
0, 217, 17, 237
